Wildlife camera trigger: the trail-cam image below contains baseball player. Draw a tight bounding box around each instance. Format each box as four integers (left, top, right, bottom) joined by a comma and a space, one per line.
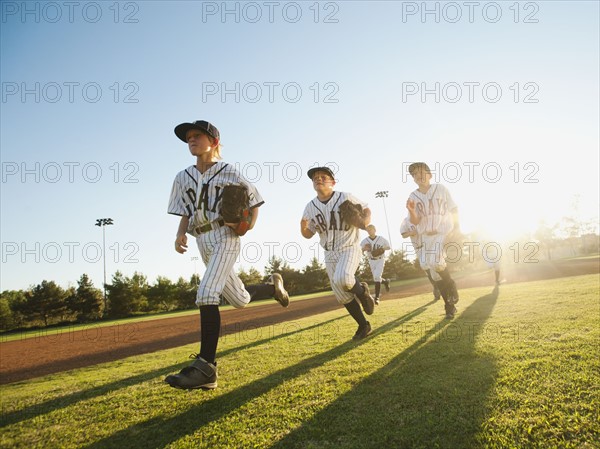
405, 162, 461, 319
300, 166, 376, 340
482, 242, 502, 285
400, 217, 441, 301
360, 224, 391, 304
164, 120, 289, 390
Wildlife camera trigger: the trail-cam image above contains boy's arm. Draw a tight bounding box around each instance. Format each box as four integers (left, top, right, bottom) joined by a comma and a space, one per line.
300, 218, 316, 239
175, 215, 189, 254
406, 199, 420, 225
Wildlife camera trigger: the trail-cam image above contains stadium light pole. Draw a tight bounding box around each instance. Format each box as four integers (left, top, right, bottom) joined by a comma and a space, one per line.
191, 256, 199, 275
95, 218, 114, 314
375, 191, 393, 250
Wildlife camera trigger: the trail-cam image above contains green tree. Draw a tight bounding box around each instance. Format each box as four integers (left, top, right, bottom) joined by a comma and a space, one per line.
301, 257, 329, 292
0, 290, 27, 330
383, 250, 419, 280
174, 276, 197, 310
147, 276, 177, 312
66, 274, 104, 322
106, 271, 148, 318
238, 267, 263, 286
23, 280, 68, 326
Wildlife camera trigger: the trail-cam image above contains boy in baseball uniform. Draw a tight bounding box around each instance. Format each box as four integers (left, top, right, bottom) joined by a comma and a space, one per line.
164, 120, 289, 390
405, 162, 461, 319
400, 217, 441, 301
300, 167, 376, 340
360, 224, 391, 304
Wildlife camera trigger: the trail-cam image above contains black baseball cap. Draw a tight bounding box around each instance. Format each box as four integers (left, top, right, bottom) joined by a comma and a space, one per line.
174, 120, 220, 143
307, 166, 336, 180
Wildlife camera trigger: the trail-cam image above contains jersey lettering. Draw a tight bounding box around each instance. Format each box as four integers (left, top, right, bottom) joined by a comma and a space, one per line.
316, 214, 327, 232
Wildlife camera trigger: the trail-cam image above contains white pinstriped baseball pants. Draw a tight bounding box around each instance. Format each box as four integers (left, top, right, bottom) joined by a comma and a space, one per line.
368, 257, 385, 282
324, 246, 362, 305
195, 226, 251, 308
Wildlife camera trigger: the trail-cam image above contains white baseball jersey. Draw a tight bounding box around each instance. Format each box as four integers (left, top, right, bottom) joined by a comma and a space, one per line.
400, 216, 441, 280
360, 235, 390, 282
408, 183, 457, 236
407, 183, 457, 274
302, 191, 367, 304
168, 162, 264, 307
168, 162, 263, 237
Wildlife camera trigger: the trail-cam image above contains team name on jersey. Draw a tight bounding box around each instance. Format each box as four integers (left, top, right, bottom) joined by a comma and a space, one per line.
314, 210, 351, 233
185, 184, 226, 216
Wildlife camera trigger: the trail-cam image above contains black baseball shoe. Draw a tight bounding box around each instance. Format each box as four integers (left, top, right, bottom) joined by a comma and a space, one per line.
374, 296, 380, 305
357, 282, 375, 315
165, 355, 218, 390
384, 279, 390, 292
352, 322, 372, 340
444, 302, 457, 320
269, 273, 289, 307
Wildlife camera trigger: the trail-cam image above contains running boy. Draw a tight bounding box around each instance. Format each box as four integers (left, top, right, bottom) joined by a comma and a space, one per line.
301, 167, 375, 340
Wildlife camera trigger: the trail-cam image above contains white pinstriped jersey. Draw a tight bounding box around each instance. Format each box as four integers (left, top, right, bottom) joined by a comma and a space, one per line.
168, 162, 264, 237
400, 217, 422, 249
360, 235, 390, 259
302, 191, 367, 251
408, 183, 457, 236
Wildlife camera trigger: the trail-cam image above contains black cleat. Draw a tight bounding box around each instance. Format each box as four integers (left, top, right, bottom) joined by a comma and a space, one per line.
165, 355, 218, 390
352, 322, 372, 340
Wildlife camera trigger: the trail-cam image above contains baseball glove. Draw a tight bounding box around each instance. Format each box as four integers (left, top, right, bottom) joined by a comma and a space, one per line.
220, 184, 252, 236
371, 248, 385, 257
339, 200, 368, 230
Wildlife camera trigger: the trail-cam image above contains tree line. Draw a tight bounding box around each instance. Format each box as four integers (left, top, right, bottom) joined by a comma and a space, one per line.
0, 251, 421, 332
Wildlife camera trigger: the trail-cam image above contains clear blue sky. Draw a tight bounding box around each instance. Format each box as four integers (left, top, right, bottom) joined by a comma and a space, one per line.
1, 1, 598, 291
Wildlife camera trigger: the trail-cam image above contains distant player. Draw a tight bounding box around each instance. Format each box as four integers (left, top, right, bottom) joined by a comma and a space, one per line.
482, 241, 502, 285
164, 120, 289, 391
360, 224, 391, 304
405, 162, 461, 319
400, 217, 441, 301
300, 166, 376, 340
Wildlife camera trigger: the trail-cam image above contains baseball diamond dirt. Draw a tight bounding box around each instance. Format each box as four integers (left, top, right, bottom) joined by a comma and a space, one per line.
1, 257, 598, 385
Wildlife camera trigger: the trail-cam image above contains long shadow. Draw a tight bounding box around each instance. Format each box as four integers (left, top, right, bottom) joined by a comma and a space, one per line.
0, 315, 346, 428
272, 286, 500, 449
81, 302, 436, 449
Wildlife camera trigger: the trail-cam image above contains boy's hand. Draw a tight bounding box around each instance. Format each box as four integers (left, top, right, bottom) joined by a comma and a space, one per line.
406, 199, 416, 213
175, 233, 188, 254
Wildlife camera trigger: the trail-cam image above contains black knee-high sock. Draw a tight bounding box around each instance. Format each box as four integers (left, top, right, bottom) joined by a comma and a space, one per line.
425, 270, 436, 289
349, 278, 364, 297
246, 283, 275, 301
375, 282, 381, 297
495, 270, 500, 283
344, 300, 367, 326
199, 305, 220, 364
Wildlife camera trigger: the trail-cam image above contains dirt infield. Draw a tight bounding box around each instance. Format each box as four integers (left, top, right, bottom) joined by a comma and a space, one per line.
1, 257, 598, 385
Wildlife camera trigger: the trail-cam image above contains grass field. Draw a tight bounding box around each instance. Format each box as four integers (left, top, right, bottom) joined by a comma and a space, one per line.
1, 274, 598, 449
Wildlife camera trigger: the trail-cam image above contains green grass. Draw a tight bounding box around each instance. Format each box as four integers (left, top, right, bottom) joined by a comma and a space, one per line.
1, 274, 598, 448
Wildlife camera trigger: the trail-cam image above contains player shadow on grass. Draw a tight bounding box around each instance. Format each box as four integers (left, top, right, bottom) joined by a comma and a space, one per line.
271, 287, 500, 449
79, 302, 437, 449
0, 315, 346, 429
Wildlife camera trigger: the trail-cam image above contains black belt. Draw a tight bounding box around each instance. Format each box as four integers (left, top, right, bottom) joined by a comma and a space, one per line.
196, 220, 225, 234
